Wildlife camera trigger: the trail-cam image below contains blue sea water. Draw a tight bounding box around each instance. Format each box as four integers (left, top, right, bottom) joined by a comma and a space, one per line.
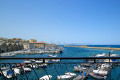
0, 45, 120, 80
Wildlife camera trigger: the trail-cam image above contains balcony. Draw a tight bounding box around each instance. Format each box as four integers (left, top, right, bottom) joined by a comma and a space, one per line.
0, 57, 120, 80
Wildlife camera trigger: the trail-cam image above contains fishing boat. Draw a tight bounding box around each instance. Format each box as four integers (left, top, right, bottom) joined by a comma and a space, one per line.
89, 72, 107, 79
39, 75, 52, 80
57, 75, 72, 80
65, 72, 76, 77
74, 65, 86, 72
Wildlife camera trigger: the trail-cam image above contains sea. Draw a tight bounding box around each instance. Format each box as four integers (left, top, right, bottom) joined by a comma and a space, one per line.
0, 45, 120, 80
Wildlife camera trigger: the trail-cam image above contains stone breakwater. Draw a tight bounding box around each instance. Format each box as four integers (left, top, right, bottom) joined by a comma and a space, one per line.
65, 45, 120, 51
81, 46, 120, 51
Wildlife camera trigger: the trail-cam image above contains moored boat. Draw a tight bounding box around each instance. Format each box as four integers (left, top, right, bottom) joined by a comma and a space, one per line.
93, 69, 108, 76
95, 53, 106, 57
39, 75, 52, 80
65, 72, 76, 77
23, 67, 31, 72
2, 70, 13, 78
39, 64, 47, 68
48, 55, 57, 57
35, 60, 43, 63
89, 72, 107, 79
57, 75, 72, 80
74, 65, 86, 72
13, 68, 21, 76
24, 60, 31, 63
110, 54, 119, 57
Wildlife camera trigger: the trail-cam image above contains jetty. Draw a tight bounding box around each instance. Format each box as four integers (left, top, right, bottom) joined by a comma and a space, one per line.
73, 64, 97, 80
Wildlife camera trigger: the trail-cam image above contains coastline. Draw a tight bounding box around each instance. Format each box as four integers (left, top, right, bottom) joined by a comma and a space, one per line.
65, 45, 120, 51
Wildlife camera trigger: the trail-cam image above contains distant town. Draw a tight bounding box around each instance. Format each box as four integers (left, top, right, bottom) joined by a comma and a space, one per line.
0, 38, 63, 56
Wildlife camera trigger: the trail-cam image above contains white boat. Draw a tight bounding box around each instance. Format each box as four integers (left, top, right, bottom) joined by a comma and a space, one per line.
65, 72, 76, 77
35, 60, 43, 63
57, 75, 72, 80
39, 75, 52, 80
51, 59, 60, 62
33, 64, 38, 68
48, 55, 57, 57
24, 60, 31, 63
30, 59, 36, 62
95, 53, 106, 57
101, 63, 110, 69
2, 70, 13, 78
110, 54, 118, 57
13, 68, 20, 76
39, 64, 47, 68
23, 67, 31, 72
29, 64, 39, 68
45, 59, 50, 63
74, 65, 86, 72
9, 53, 15, 56
1, 66, 9, 70
93, 70, 108, 75
89, 72, 107, 79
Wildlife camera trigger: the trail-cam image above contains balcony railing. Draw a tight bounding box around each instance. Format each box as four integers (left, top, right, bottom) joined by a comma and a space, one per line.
0, 57, 120, 80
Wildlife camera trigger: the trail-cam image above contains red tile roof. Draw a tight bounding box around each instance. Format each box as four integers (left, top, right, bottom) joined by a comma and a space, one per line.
29, 41, 45, 44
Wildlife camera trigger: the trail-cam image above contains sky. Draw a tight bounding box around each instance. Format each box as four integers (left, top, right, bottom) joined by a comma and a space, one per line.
0, 0, 120, 45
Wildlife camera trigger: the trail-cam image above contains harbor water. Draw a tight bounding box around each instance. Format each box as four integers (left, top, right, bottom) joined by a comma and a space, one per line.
0, 45, 120, 80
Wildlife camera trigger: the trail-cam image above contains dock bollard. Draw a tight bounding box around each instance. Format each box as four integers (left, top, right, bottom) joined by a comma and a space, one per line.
84, 72, 86, 76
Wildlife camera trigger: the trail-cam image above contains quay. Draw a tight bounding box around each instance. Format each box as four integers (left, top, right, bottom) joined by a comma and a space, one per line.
0, 49, 63, 57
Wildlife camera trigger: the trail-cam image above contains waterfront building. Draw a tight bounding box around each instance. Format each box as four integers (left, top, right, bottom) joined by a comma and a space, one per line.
29, 41, 45, 49
0, 42, 8, 53
6, 43, 13, 52
23, 43, 29, 49
0, 42, 24, 53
